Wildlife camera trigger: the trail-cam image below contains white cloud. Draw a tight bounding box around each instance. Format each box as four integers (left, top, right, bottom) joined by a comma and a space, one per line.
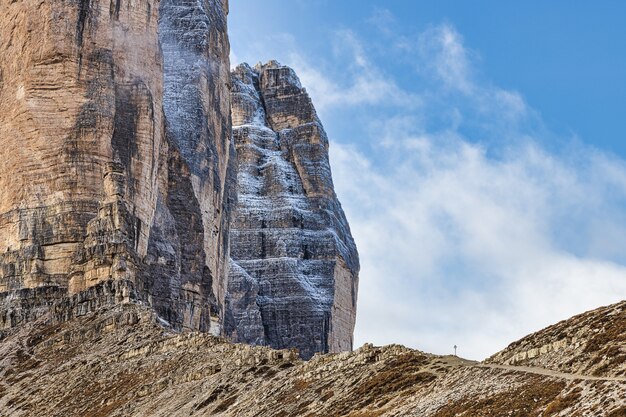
322, 21, 626, 359
414, 24, 533, 127
229, 50, 240, 70
229, 28, 420, 113
288, 31, 421, 112
417, 24, 475, 94
332, 135, 626, 359
366, 7, 396, 36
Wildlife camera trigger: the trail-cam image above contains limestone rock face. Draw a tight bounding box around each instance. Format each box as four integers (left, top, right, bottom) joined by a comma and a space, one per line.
0, 0, 233, 332
0, 1, 360, 356
158, 0, 235, 328
225, 62, 360, 359
0, 279, 138, 336
0, 0, 164, 293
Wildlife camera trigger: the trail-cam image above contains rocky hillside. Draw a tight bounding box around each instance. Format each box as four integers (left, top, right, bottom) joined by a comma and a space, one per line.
488, 301, 626, 379
1, 2, 624, 416
225, 62, 359, 359
0, 291, 624, 416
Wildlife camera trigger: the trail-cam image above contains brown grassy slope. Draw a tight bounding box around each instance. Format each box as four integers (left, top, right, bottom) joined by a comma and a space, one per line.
488, 301, 626, 378
0, 302, 624, 416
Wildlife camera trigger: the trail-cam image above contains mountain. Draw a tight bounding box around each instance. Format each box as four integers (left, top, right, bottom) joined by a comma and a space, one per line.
225, 62, 359, 359
0, 295, 624, 416
0, 2, 624, 416
0, 0, 233, 332
0, 0, 358, 358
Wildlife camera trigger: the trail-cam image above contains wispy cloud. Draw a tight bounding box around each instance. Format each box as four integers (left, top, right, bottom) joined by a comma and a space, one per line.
325, 16, 626, 358
334, 135, 626, 359
231, 29, 420, 113
417, 24, 475, 94
366, 7, 396, 36
288, 30, 421, 112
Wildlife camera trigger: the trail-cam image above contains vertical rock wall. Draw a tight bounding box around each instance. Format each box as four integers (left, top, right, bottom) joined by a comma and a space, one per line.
0, 2, 359, 354
0, 0, 233, 332
157, 0, 235, 331
0, 0, 165, 293
226, 62, 359, 359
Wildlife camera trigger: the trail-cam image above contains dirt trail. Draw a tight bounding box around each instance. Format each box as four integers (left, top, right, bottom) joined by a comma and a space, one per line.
476, 363, 626, 382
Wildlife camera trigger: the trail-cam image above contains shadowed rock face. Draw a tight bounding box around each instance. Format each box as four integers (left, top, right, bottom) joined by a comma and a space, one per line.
0, 0, 233, 332
157, 0, 235, 329
225, 62, 360, 359
1, 6, 625, 416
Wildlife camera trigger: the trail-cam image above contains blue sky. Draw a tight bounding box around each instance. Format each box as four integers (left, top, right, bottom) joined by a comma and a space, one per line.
229, 1, 626, 359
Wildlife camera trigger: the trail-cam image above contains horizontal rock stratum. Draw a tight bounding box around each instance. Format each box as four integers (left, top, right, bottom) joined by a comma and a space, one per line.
1, 1, 625, 416
0, 0, 358, 358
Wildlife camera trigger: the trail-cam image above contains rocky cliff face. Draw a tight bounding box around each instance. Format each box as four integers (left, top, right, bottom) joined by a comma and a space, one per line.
225, 62, 359, 359
157, 0, 234, 331
0, 3, 625, 416
0, 1, 358, 358
0, 0, 233, 332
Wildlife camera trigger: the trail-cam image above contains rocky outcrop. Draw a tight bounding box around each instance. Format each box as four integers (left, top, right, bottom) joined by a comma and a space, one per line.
0, 280, 137, 337
225, 62, 359, 359
487, 301, 626, 378
0, 0, 233, 332
0, 301, 624, 416
0, 6, 623, 414
0, 0, 163, 293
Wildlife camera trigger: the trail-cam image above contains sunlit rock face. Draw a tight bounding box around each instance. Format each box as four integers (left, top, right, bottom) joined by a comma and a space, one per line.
226, 62, 360, 359
0, 0, 233, 332
0, 0, 166, 298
